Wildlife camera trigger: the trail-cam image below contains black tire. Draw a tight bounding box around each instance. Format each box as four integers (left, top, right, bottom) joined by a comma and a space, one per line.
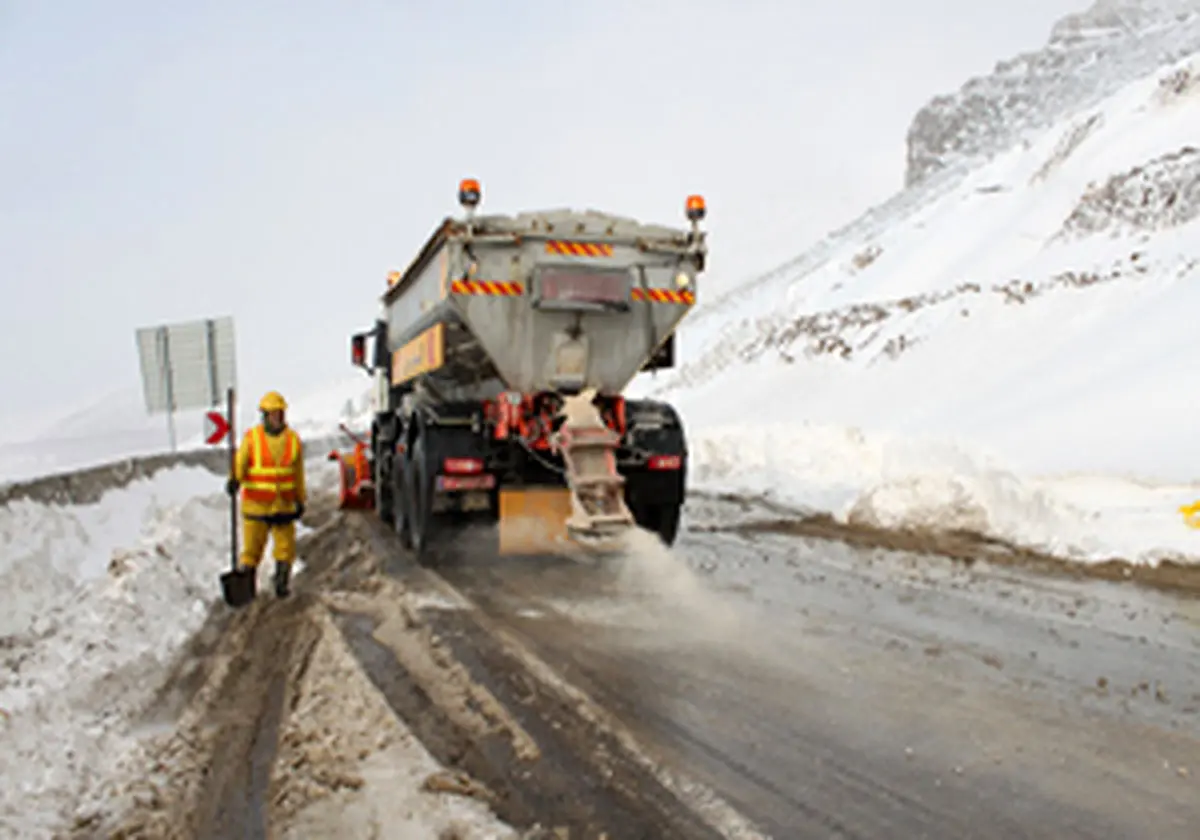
374, 431, 394, 526
657, 503, 682, 546
405, 429, 440, 567
634, 502, 682, 547
392, 443, 412, 549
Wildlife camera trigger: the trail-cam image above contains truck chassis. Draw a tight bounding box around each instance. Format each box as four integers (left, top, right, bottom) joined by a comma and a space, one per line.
355, 389, 687, 565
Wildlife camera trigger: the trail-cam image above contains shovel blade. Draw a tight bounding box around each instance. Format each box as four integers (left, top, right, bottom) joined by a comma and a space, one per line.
220, 567, 257, 608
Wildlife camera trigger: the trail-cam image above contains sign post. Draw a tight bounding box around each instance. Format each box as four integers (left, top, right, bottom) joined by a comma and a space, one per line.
224, 385, 239, 584
217, 382, 253, 606
135, 316, 237, 451
200, 386, 240, 574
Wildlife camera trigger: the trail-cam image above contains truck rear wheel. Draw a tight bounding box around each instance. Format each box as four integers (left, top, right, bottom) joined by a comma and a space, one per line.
392, 447, 412, 549
373, 429, 394, 526
633, 502, 682, 547
405, 428, 442, 567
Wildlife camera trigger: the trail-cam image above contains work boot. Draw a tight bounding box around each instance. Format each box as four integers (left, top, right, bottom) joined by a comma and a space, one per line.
274, 563, 292, 598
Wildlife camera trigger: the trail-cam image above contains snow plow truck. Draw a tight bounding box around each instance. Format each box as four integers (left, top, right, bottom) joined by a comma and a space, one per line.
334, 179, 706, 564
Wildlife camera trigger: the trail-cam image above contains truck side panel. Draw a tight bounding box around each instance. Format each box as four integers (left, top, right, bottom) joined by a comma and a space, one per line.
385, 246, 448, 350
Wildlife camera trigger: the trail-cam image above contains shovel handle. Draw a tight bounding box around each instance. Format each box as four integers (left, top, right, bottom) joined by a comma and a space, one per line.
227, 387, 239, 572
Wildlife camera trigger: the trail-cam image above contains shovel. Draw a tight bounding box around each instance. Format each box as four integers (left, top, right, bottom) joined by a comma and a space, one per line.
218, 387, 257, 608
220, 555, 256, 608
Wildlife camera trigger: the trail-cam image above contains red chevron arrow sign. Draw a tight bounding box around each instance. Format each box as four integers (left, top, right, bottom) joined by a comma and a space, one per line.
204, 410, 230, 445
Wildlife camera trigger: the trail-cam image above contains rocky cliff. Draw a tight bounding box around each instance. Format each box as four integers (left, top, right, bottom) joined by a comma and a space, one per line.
905, 0, 1200, 185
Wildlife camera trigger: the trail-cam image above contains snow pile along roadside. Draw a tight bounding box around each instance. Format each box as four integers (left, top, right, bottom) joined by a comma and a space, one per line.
0, 466, 221, 639
688, 423, 1200, 567
0, 467, 228, 837
0, 449, 521, 838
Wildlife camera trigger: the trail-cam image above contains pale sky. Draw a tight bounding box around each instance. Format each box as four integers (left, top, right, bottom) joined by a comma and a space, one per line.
0, 0, 1086, 438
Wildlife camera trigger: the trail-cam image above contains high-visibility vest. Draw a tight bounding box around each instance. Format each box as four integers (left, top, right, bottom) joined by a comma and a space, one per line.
242, 425, 300, 505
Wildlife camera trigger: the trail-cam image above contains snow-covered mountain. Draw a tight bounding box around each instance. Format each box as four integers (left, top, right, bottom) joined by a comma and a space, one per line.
655, 54, 1200, 474
629, 1, 1200, 564
677, 0, 1200, 348
906, 0, 1200, 185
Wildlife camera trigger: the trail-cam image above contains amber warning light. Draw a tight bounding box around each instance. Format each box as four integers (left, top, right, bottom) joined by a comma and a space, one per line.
685, 194, 706, 222
459, 178, 481, 209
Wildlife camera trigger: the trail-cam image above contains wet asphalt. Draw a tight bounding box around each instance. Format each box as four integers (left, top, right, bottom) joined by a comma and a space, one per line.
418, 496, 1200, 840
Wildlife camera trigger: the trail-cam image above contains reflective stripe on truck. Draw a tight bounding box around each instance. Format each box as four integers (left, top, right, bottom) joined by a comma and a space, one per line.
450, 280, 524, 295
631, 288, 695, 304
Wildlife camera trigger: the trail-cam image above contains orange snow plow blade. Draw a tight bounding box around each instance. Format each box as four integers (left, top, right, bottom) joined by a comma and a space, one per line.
327, 424, 375, 511
498, 487, 573, 556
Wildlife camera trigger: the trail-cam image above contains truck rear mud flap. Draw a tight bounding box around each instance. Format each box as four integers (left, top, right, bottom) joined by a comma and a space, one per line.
497, 487, 575, 556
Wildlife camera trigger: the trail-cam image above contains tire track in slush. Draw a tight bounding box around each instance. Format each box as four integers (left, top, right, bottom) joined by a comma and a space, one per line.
192, 595, 320, 840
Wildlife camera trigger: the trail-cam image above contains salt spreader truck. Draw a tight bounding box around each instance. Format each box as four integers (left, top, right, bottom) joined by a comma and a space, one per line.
338, 179, 706, 563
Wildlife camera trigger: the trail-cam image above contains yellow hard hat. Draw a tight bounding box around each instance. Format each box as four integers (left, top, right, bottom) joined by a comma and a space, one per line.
259, 391, 288, 412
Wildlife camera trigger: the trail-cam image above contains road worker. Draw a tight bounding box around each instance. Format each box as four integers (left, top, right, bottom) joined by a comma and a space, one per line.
225, 390, 306, 598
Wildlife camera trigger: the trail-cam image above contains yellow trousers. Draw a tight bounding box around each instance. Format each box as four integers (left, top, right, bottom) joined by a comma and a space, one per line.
240, 516, 296, 568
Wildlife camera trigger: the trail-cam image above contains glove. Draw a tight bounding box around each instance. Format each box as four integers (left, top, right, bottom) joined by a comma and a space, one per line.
225, 478, 239, 497
294, 501, 305, 521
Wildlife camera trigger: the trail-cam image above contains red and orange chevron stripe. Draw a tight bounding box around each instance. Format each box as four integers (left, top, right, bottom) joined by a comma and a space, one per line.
631, 287, 695, 304
544, 240, 614, 257
450, 279, 524, 296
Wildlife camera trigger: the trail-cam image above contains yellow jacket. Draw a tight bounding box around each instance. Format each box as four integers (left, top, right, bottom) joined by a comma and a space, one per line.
232, 424, 306, 517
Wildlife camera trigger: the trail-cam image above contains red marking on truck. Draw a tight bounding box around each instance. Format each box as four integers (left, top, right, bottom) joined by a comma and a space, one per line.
443, 457, 484, 474
544, 240, 614, 257
631, 288, 695, 304
450, 279, 524, 296
648, 454, 682, 470
437, 474, 496, 492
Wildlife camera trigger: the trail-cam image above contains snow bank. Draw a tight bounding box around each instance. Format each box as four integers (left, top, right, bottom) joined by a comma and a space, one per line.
0, 467, 229, 836
0, 430, 173, 487
0, 445, 514, 837
0, 466, 220, 639
0, 457, 344, 836
689, 423, 1200, 566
